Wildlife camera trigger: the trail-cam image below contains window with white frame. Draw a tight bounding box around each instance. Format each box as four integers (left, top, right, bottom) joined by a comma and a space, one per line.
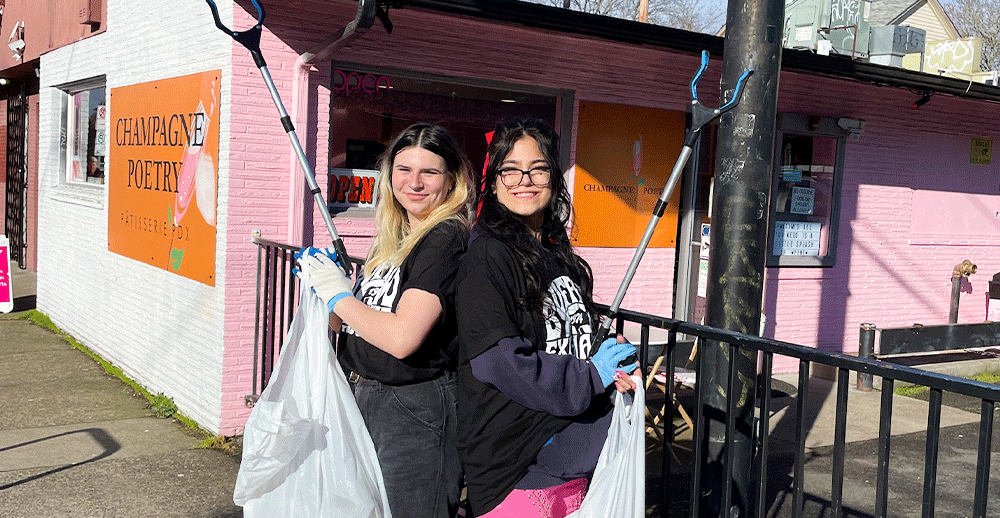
60, 79, 107, 185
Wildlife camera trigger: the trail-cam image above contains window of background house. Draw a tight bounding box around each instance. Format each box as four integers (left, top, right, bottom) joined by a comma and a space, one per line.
767, 113, 848, 267
61, 79, 107, 185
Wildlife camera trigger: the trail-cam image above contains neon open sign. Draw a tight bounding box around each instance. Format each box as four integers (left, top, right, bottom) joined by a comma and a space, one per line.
333, 70, 391, 96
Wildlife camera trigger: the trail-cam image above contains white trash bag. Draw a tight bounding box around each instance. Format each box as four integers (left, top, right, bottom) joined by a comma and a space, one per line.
568, 376, 645, 518
234, 274, 392, 518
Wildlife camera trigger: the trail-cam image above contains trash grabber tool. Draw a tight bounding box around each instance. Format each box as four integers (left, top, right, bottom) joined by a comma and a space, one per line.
205, 0, 351, 275
593, 51, 753, 353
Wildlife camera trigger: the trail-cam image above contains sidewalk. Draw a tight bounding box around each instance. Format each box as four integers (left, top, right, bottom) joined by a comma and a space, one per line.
0, 262, 242, 518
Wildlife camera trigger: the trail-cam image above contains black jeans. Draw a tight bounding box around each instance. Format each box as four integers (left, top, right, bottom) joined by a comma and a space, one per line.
352, 373, 461, 518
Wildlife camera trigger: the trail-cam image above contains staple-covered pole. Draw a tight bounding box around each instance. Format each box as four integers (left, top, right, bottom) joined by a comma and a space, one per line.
698, 0, 784, 515
858, 323, 876, 391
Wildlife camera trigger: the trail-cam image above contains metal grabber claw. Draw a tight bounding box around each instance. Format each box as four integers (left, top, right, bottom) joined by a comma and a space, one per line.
593, 51, 753, 358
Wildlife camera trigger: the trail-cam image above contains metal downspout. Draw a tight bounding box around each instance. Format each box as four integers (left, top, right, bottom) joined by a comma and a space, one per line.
288, 0, 378, 244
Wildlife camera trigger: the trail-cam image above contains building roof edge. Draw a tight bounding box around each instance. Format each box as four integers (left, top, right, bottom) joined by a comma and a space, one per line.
399, 0, 1000, 104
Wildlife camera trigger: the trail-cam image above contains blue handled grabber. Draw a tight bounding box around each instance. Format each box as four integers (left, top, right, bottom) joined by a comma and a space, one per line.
593, 51, 753, 352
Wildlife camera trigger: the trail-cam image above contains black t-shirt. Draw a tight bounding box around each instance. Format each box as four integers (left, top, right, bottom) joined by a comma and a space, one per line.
337, 220, 467, 385
456, 230, 602, 516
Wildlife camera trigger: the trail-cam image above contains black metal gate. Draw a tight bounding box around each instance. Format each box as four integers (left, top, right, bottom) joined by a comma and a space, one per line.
4, 84, 27, 268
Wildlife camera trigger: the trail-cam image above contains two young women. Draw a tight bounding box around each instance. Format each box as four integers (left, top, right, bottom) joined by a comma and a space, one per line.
302, 119, 638, 518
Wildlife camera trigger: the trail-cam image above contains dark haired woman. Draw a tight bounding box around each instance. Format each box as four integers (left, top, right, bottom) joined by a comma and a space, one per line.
301, 123, 475, 518
455, 118, 640, 517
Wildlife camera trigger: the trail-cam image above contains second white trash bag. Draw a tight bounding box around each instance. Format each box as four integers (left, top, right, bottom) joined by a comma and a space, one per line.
568, 376, 646, 518
233, 271, 392, 518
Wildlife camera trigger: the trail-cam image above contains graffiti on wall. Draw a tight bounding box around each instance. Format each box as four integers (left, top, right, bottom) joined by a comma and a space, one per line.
828, 0, 866, 54
925, 37, 983, 74
830, 0, 862, 26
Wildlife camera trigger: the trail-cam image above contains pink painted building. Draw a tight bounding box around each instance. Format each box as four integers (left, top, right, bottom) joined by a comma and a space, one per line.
35, 0, 1000, 435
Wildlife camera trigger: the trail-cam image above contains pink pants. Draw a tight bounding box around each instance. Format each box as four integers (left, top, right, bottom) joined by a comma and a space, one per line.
478, 478, 588, 518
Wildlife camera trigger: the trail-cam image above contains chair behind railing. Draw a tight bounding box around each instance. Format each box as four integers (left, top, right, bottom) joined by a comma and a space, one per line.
247, 236, 363, 405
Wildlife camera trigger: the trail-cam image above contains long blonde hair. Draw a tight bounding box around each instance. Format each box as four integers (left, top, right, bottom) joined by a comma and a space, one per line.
364, 124, 476, 277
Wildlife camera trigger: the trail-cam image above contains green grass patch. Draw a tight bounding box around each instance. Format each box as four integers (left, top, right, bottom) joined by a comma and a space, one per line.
973, 372, 1000, 385
895, 370, 1000, 396
198, 435, 241, 455
22, 309, 204, 434
895, 384, 929, 398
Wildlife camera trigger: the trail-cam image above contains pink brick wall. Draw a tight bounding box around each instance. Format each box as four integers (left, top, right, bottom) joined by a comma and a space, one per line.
219, 1, 1000, 430
765, 70, 1000, 371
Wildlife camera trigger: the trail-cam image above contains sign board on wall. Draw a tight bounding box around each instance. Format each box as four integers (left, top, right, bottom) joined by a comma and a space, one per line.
108, 70, 221, 286
970, 137, 992, 165
0, 235, 11, 313
773, 221, 821, 256
697, 223, 710, 298
572, 101, 685, 247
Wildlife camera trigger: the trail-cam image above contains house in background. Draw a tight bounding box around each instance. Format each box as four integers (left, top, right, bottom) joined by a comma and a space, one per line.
781, 0, 998, 83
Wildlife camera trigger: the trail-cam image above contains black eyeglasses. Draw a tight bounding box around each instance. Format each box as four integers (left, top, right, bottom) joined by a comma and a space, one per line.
498, 167, 551, 188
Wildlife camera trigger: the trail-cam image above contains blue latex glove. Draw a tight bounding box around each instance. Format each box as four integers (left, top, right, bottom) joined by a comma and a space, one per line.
591, 338, 639, 387
292, 246, 344, 275
298, 253, 354, 312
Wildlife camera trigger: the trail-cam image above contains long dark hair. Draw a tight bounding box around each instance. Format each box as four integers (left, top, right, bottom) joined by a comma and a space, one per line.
477, 117, 597, 317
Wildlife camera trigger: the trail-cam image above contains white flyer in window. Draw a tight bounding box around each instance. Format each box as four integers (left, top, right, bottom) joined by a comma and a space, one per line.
790, 186, 815, 215
94, 104, 107, 157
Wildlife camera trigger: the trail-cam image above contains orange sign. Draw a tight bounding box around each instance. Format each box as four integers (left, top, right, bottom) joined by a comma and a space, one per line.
108, 71, 221, 285
572, 101, 685, 247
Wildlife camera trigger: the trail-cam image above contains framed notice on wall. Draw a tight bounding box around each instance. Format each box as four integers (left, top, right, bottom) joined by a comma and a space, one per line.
773, 221, 822, 256
107, 70, 221, 286
571, 101, 686, 248
970, 137, 992, 165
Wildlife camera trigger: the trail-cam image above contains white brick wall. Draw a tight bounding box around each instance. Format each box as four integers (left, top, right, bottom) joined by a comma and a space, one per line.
37, 0, 233, 432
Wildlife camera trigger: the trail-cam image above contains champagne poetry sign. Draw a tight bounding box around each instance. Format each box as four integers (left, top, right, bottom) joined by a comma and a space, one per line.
572, 101, 685, 247
108, 71, 220, 285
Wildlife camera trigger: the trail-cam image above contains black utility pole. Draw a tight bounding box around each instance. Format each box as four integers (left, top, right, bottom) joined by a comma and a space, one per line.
699, 0, 784, 516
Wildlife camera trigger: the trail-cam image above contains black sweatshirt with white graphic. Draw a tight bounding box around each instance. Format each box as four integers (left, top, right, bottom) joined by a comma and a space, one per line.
337, 220, 467, 385
456, 229, 613, 515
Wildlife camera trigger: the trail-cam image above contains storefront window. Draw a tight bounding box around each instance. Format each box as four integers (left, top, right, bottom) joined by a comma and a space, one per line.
767, 114, 847, 267
329, 65, 569, 215
61, 80, 107, 185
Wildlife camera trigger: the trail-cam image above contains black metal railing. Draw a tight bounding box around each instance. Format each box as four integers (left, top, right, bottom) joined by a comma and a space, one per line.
601, 304, 1000, 518
247, 236, 363, 405
249, 235, 999, 517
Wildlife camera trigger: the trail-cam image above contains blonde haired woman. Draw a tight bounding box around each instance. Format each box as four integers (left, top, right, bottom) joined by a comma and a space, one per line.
301, 123, 475, 518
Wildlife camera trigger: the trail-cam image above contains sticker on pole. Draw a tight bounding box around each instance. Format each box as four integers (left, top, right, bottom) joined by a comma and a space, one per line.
0, 235, 12, 313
